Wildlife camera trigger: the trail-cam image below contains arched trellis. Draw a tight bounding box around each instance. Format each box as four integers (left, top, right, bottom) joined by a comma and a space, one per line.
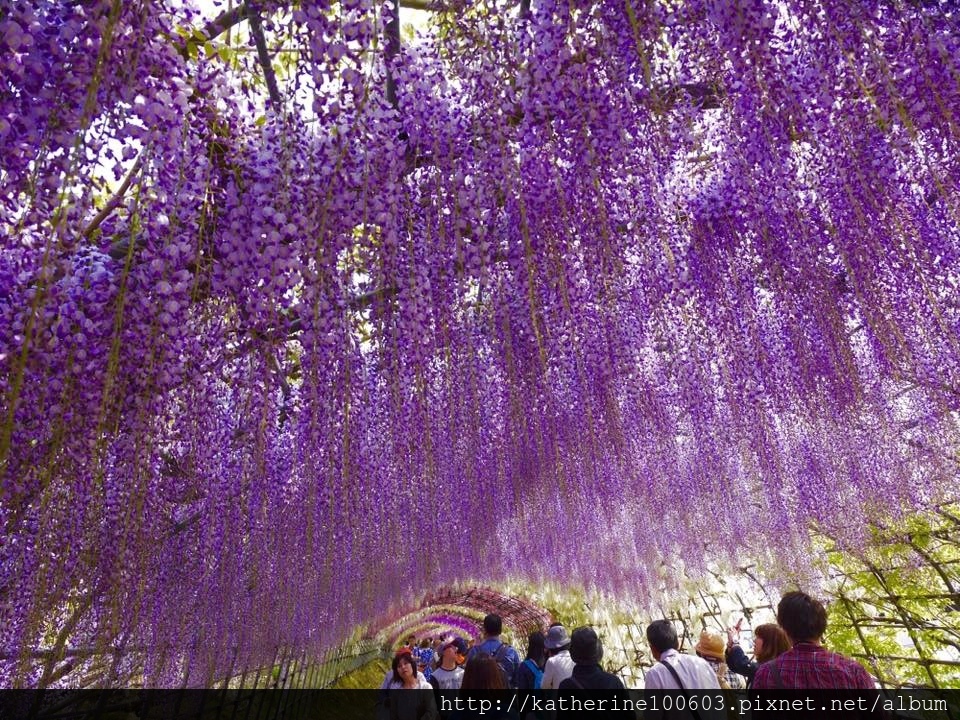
372, 585, 553, 651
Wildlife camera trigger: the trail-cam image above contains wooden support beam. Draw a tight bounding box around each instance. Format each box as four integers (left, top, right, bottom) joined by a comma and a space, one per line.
82, 151, 146, 240
385, 0, 401, 111
249, 12, 282, 109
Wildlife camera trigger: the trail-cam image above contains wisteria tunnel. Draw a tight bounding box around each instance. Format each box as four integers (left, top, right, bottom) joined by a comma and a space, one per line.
2, 0, 960, 697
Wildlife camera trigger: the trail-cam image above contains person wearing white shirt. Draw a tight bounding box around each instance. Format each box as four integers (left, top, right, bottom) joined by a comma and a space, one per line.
430, 637, 465, 690
643, 620, 723, 720
540, 624, 575, 690
644, 620, 721, 690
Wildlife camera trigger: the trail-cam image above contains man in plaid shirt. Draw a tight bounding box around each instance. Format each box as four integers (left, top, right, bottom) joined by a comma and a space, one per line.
753, 591, 875, 689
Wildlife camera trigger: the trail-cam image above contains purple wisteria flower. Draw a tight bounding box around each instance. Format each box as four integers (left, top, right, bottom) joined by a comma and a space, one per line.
0, 0, 958, 688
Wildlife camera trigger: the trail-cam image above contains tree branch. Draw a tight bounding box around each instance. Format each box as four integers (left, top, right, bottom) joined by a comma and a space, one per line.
199, 3, 249, 43
269, 285, 401, 342
82, 151, 146, 240
195, 1, 435, 48
664, 82, 724, 110
36, 590, 97, 687
385, 0, 401, 111
248, 12, 282, 109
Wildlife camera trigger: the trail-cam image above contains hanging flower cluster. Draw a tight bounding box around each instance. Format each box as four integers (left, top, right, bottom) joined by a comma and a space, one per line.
1, 0, 958, 687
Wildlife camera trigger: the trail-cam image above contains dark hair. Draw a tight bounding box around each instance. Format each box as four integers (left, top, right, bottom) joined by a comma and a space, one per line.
461, 653, 507, 690
525, 631, 546, 667
754, 623, 792, 662
420, 638, 431, 649
483, 614, 503, 636
391, 652, 417, 685
569, 627, 603, 665
646, 620, 679, 653
777, 591, 827, 643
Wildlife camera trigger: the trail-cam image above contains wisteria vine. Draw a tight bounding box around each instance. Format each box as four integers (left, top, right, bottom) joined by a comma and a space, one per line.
1, 0, 959, 687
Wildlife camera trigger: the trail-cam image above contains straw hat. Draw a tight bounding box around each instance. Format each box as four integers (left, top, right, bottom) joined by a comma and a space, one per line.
695, 631, 726, 661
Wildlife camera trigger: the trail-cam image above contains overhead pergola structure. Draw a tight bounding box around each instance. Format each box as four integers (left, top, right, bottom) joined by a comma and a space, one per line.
371, 584, 553, 650
256, 503, 960, 690
3, 0, 960, 691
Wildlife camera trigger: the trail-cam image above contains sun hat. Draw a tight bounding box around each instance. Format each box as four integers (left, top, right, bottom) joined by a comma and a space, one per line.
695, 631, 726, 661
544, 624, 571, 650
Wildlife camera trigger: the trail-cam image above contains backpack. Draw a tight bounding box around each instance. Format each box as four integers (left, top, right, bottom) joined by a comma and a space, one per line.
477, 641, 515, 688
522, 658, 544, 689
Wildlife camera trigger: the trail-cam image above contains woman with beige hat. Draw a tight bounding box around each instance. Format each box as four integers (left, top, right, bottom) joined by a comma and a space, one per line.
695, 631, 745, 689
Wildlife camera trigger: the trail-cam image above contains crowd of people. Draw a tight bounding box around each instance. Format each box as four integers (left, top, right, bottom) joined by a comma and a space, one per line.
377, 591, 877, 719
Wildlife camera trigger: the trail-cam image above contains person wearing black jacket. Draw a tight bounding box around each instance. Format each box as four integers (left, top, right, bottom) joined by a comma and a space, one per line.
557, 627, 635, 718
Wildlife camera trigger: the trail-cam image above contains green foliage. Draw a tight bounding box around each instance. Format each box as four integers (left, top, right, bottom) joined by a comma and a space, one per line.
822, 507, 960, 688
331, 656, 391, 689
